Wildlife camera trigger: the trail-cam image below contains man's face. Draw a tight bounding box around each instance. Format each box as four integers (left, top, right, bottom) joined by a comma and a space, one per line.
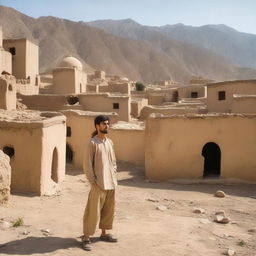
97, 120, 109, 134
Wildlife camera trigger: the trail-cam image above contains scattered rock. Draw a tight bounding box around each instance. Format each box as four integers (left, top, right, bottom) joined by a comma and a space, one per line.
41, 229, 51, 236
248, 228, 256, 233
156, 205, 168, 211
199, 218, 211, 224
215, 190, 226, 198
226, 248, 236, 256
193, 208, 206, 214
146, 198, 159, 203
215, 210, 225, 215
0, 221, 11, 230
215, 215, 230, 224
22, 230, 30, 235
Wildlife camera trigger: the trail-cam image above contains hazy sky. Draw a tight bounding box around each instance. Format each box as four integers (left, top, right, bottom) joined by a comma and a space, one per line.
1, 0, 256, 34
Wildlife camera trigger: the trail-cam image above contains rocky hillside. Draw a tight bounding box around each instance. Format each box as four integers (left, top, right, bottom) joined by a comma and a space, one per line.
1, 6, 256, 83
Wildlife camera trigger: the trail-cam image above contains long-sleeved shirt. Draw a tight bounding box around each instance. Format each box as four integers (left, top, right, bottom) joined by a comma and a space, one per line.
83, 136, 117, 190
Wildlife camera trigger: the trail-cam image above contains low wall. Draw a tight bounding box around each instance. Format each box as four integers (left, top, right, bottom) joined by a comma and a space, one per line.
109, 124, 145, 166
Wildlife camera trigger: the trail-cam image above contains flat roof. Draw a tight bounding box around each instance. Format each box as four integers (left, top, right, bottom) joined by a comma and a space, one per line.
0, 110, 65, 128
206, 79, 256, 87
149, 113, 256, 119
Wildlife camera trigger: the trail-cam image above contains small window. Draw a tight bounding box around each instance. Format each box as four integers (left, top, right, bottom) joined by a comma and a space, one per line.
113, 103, 119, 109
3, 146, 15, 158
67, 126, 71, 137
218, 91, 226, 101
8, 84, 13, 91
9, 47, 16, 55
191, 92, 198, 98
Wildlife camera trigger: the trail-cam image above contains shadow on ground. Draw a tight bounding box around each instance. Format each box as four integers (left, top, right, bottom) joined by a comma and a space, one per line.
0, 236, 82, 254
117, 162, 256, 198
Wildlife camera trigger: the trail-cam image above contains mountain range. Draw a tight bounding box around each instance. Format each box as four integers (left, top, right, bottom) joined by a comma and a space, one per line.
1, 6, 256, 83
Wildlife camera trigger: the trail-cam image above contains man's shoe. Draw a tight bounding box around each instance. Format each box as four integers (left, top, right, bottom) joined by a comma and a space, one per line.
99, 234, 118, 243
82, 239, 92, 251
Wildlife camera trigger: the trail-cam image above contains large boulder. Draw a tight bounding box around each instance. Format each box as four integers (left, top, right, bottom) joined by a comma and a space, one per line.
0, 150, 11, 204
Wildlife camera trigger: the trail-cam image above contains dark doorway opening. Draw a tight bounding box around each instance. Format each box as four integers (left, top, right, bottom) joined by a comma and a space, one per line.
51, 147, 58, 183
202, 142, 221, 178
66, 144, 73, 163
3, 146, 15, 158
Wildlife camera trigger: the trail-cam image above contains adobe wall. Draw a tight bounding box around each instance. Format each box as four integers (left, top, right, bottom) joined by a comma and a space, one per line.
3, 39, 27, 80
140, 105, 202, 120
40, 113, 66, 195
178, 85, 206, 99
79, 93, 131, 122
109, 124, 145, 166
231, 96, 256, 114
0, 48, 12, 74
53, 68, 87, 94
99, 82, 131, 94
0, 150, 11, 205
206, 80, 256, 113
0, 75, 16, 110
131, 98, 148, 118
25, 40, 39, 84
18, 94, 83, 111
145, 114, 256, 181
62, 110, 118, 168
16, 79, 39, 95
0, 111, 66, 195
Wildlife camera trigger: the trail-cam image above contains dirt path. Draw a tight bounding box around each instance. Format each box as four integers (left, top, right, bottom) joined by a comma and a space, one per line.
0, 163, 256, 256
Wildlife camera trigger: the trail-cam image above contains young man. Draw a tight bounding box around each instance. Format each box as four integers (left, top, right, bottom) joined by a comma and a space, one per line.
82, 115, 118, 251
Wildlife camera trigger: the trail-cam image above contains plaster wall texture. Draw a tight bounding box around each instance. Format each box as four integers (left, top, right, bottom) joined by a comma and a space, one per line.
0, 76, 16, 110
3, 39, 39, 84
63, 111, 118, 168
140, 105, 201, 120
131, 98, 148, 118
53, 68, 87, 94
94, 70, 105, 79
79, 93, 130, 122
0, 113, 66, 195
231, 96, 256, 114
0, 49, 12, 74
99, 82, 130, 95
145, 114, 256, 181
206, 80, 256, 113
19, 94, 68, 111
178, 85, 206, 99
0, 150, 11, 205
86, 84, 99, 92
109, 128, 145, 166
0, 27, 2, 47
16, 80, 39, 95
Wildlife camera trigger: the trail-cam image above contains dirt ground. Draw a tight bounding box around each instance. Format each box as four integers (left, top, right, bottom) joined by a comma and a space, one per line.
0, 163, 256, 256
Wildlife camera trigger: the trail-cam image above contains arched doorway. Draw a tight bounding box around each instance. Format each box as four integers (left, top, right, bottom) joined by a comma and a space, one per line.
202, 142, 221, 178
66, 144, 73, 163
51, 147, 58, 183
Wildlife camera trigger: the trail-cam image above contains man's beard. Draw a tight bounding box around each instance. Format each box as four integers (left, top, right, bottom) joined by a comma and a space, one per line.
100, 129, 108, 134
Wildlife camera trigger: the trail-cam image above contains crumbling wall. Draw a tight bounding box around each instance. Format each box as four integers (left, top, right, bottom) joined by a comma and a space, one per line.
0, 150, 11, 204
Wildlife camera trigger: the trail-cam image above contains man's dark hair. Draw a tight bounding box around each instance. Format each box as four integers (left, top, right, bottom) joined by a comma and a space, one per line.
92, 115, 110, 137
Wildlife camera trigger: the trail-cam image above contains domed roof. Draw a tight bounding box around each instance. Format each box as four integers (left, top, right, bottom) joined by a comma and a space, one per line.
57, 56, 83, 70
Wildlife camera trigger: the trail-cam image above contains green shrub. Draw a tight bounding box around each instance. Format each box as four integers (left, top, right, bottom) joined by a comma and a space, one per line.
12, 217, 24, 227
135, 82, 145, 91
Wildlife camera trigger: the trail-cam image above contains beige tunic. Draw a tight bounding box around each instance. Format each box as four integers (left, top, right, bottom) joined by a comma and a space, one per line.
83, 136, 117, 190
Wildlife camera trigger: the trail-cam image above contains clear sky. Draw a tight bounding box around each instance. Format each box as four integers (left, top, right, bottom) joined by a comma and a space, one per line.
1, 0, 256, 34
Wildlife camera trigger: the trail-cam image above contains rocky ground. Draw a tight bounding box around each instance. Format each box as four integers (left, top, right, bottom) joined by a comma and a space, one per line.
0, 163, 256, 256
